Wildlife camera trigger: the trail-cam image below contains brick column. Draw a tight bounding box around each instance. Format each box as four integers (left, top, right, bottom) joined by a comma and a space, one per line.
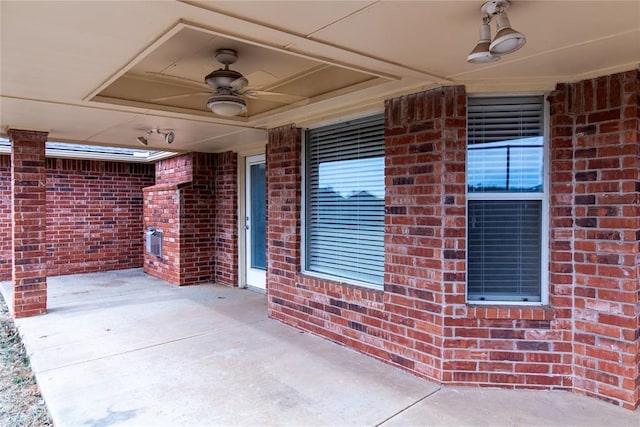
9, 129, 48, 318
181, 152, 217, 285
549, 69, 639, 409
265, 124, 302, 313
384, 86, 467, 381
213, 151, 238, 286
0, 155, 11, 281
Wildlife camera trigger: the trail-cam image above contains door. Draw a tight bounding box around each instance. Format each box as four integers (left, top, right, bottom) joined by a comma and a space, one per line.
245, 154, 266, 290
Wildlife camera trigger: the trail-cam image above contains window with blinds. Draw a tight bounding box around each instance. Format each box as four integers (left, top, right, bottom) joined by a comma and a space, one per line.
467, 96, 546, 302
304, 114, 385, 286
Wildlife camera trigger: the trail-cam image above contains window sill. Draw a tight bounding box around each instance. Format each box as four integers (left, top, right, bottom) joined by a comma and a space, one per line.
296, 271, 384, 294
467, 305, 555, 321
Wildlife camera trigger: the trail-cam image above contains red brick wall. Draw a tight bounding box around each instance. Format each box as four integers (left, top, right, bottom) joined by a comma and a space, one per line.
213, 151, 238, 286
0, 156, 11, 281
384, 87, 466, 381
155, 154, 193, 185
549, 70, 640, 408
143, 182, 182, 284
45, 158, 154, 276
143, 152, 237, 286
385, 87, 574, 389
9, 130, 48, 318
266, 70, 639, 409
267, 88, 572, 387
179, 153, 216, 285
1, 154, 155, 282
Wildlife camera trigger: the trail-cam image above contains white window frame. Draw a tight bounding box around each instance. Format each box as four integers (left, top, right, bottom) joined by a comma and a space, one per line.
465, 94, 549, 305
301, 114, 385, 290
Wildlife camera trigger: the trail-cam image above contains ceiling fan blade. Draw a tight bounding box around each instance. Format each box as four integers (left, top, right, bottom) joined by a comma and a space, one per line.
243, 90, 309, 105
242, 70, 279, 87
151, 91, 210, 102
144, 72, 210, 90
230, 76, 248, 90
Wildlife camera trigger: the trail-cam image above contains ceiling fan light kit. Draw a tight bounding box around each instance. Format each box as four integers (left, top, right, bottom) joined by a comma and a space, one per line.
467, 0, 525, 64
206, 95, 247, 117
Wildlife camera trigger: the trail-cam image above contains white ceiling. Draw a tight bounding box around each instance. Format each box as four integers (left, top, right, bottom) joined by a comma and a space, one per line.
1, 1, 638, 154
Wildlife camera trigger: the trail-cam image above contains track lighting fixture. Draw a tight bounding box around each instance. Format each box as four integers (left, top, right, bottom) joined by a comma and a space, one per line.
136, 128, 175, 145
467, 0, 525, 64
490, 8, 526, 55
467, 16, 501, 64
163, 131, 175, 144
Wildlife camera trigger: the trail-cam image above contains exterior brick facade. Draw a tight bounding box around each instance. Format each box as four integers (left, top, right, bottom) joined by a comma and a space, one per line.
548, 70, 640, 407
0, 156, 11, 281
143, 152, 238, 286
213, 151, 239, 285
266, 70, 639, 409
1, 154, 154, 283
45, 158, 154, 276
2, 69, 637, 408
9, 130, 48, 318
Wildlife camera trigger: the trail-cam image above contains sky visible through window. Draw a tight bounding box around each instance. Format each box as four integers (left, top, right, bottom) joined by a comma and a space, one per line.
317, 136, 543, 197
468, 136, 543, 192
319, 157, 385, 199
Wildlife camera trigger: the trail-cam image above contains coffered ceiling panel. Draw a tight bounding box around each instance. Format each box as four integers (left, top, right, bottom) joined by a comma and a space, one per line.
92, 24, 387, 120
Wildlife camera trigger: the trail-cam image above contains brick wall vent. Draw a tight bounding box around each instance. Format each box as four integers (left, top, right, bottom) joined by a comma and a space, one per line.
145, 227, 163, 257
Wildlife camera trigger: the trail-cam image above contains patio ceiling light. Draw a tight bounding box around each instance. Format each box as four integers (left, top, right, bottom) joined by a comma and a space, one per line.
467, 0, 526, 64
137, 128, 175, 146
206, 94, 247, 117
467, 16, 501, 64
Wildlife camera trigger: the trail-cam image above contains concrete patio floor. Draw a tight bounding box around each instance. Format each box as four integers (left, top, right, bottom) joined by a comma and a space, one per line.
1, 269, 638, 426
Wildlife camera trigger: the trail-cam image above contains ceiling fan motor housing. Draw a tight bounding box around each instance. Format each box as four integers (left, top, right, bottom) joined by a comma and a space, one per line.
205, 68, 244, 89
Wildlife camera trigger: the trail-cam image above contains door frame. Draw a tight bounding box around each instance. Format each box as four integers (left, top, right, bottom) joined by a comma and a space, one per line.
240, 153, 267, 292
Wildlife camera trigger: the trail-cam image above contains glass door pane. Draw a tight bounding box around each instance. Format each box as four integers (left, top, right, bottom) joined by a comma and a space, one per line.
250, 163, 266, 270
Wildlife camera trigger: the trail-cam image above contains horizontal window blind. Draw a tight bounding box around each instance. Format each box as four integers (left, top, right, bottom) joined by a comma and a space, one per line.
305, 114, 385, 286
468, 96, 544, 193
468, 96, 544, 145
467, 96, 545, 302
468, 200, 542, 301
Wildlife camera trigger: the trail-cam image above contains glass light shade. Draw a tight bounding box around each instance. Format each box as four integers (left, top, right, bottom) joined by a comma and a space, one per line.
467, 22, 501, 64
489, 12, 525, 55
207, 98, 247, 117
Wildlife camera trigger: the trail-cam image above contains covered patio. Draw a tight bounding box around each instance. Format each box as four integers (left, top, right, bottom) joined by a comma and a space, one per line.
2, 0, 639, 412
1, 269, 638, 426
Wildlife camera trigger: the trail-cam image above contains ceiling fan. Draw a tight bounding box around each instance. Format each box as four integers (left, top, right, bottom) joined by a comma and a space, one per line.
151, 49, 308, 117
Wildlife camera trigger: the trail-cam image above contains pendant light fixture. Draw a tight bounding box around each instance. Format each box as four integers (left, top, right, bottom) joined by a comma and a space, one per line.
467, 0, 526, 64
